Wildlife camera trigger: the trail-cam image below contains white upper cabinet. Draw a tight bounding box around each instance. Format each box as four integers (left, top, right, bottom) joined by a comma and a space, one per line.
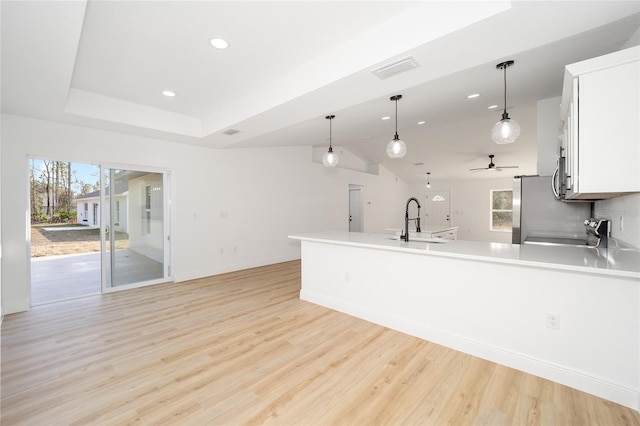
560, 46, 639, 200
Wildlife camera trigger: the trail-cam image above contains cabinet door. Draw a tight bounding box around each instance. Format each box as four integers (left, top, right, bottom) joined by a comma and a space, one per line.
579, 60, 640, 193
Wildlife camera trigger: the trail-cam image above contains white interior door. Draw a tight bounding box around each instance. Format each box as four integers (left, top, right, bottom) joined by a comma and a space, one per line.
425, 191, 451, 230
348, 184, 363, 232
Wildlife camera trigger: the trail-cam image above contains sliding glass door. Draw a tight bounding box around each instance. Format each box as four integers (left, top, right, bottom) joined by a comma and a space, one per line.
102, 166, 170, 290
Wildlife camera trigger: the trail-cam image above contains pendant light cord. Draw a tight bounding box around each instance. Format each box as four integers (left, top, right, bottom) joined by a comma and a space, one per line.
503, 65, 508, 116
496, 60, 514, 120
394, 97, 399, 137
389, 94, 402, 140
326, 114, 335, 151
393, 95, 400, 140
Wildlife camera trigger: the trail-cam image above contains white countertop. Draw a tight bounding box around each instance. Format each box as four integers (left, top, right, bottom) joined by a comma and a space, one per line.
289, 231, 640, 279
385, 227, 458, 233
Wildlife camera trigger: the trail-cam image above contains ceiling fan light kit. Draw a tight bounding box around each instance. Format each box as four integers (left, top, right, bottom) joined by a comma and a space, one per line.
491, 60, 521, 145
387, 95, 407, 158
322, 115, 339, 168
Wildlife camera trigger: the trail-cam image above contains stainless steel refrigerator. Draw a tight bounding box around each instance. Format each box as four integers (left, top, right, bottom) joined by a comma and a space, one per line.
512, 175, 592, 245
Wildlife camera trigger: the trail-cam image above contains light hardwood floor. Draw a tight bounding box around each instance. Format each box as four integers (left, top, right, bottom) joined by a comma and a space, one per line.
2, 260, 639, 425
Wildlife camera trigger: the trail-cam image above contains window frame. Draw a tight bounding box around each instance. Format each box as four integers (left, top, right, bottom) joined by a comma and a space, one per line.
489, 188, 513, 232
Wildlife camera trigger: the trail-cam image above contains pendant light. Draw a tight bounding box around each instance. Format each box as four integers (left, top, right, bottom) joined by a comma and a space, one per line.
491, 60, 520, 144
322, 115, 339, 167
387, 95, 407, 158
426, 172, 431, 189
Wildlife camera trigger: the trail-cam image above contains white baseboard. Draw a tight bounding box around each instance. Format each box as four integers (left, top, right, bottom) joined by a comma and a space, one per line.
301, 289, 639, 411
174, 255, 300, 283
2, 298, 30, 315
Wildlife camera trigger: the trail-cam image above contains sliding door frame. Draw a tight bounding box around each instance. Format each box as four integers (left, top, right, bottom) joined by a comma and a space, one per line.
99, 162, 173, 293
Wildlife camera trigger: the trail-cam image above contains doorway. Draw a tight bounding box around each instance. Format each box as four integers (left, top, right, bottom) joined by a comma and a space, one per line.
29, 159, 172, 305
348, 184, 364, 232
425, 190, 451, 230
29, 159, 102, 304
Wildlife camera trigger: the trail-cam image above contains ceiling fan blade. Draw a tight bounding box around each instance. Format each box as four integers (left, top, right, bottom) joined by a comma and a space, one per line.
470, 154, 519, 172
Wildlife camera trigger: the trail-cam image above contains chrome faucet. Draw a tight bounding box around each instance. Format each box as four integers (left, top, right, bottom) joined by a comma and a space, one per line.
401, 197, 421, 242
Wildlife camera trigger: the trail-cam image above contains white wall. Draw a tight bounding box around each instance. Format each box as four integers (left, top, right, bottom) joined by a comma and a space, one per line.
409, 176, 514, 243
128, 173, 164, 260
536, 96, 561, 176
1, 114, 409, 313
622, 27, 640, 49
0, 111, 2, 322
595, 193, 640, 249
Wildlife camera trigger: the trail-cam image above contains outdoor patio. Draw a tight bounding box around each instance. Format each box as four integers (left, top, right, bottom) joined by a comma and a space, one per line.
31, 250, 164, 305
31, 252, 101, 304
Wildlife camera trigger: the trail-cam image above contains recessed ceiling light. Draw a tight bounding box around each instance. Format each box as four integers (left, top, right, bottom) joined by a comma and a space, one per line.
417, 121, 426, 125
488, 104, 499, 109
162, 90, 176, 97
210, 37, 229, 49
381, 116, 391, 120
467, 93, 481, 99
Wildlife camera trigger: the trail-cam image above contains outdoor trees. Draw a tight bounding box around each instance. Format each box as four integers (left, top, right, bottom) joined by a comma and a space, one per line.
30, 160, 99, 223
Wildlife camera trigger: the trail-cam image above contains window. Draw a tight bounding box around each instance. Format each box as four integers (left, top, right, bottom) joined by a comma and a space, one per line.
92, 203, 98, 226
143, 185, 151, 235
490, 189, 513, 231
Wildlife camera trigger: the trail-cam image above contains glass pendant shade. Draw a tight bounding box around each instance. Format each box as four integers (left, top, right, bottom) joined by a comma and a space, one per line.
386, 136, 406, 158
322, 147, 339, 167
491, 115, 521, 144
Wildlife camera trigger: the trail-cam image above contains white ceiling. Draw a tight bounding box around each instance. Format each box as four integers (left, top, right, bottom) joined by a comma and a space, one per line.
2, 1, 639, 183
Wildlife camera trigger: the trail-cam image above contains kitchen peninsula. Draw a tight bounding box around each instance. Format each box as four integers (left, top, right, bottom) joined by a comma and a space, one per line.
288, 231, 640, 411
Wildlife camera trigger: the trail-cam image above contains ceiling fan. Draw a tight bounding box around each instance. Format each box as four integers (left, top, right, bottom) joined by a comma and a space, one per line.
469, 154, 519, 172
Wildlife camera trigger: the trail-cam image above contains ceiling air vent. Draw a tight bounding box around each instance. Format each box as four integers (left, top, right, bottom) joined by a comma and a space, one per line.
372, 57, 420, 80
222, 128, 240, 136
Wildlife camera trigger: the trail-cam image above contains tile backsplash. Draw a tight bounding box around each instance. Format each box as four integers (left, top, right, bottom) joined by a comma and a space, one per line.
594, 193, 640, 249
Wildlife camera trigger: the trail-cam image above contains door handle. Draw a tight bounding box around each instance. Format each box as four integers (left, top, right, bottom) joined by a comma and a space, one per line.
552, 165, 560, 199
104, 225, 110, 234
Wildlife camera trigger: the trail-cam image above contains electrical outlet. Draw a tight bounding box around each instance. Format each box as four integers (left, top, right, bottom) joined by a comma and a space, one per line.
546, 312, 561, 330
